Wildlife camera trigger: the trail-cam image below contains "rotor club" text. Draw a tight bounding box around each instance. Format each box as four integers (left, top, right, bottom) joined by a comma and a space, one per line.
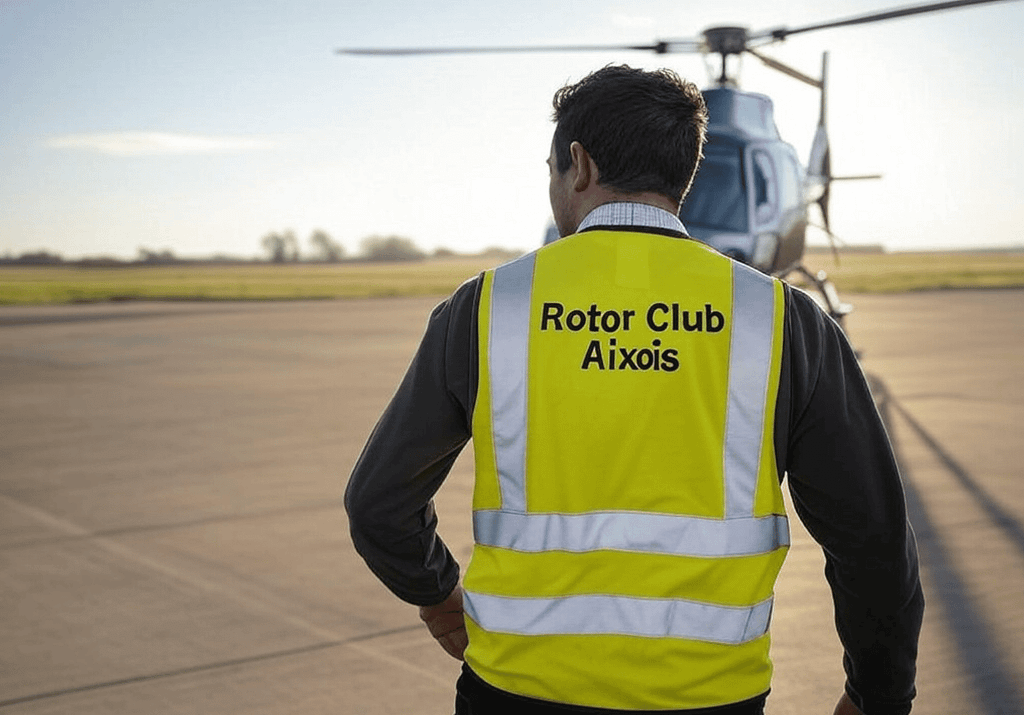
540, 302, 725, 334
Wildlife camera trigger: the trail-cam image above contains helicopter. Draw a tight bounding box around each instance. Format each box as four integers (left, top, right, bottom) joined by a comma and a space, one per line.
339, 0, 1020, 325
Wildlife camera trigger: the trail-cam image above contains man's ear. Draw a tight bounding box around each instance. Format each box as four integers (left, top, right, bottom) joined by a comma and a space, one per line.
569, 141, 596, 193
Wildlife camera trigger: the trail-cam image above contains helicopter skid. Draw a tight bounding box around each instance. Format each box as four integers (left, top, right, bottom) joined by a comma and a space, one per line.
782, 264, 852, 328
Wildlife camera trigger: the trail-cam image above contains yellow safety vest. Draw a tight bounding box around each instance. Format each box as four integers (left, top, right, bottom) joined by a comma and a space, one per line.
465, 229, 788, 711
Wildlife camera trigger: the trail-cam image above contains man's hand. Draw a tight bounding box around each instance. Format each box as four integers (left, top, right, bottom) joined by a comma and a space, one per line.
419, 584, 468, 661
833, 693, 866, 715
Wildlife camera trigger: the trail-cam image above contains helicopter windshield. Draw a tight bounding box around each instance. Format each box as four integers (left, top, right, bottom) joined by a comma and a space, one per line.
679, 142, 747, 234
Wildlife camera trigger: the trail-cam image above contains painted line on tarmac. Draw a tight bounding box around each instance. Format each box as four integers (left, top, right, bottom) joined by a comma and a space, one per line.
0, 494, 455, 704
2, 498, 342, 550
0, 641, 343, 709
0, 626, 437, 710
0, 305, 247, 328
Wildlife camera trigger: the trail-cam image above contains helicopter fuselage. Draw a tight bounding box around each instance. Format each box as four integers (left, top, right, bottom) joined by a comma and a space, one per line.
680, 86, 810, 277
544, 86, 816, 279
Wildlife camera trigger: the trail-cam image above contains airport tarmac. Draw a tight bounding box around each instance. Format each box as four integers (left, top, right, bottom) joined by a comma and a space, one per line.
1, 289, 1022, 714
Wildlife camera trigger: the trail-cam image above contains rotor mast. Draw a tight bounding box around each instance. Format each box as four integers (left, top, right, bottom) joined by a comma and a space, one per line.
700, 27, 749, 85
701, 27, 749, 86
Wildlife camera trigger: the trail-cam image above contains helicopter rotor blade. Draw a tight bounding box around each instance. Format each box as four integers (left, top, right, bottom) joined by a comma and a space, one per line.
340, 1, 1023, 67
337, 39, 703, 56
831, 174, 884, 181
745, 48, 823, 88
751, 0, 1020, 42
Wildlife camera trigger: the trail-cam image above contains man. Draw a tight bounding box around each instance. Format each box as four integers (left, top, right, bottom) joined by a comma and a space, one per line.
346, 65, 923, 714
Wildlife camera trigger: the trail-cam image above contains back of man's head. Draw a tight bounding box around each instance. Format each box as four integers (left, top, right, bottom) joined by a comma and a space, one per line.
552, 65, 708, 206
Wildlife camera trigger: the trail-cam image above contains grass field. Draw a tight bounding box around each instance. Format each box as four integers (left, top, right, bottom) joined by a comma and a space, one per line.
799, 249, 1024, 294
0, 259, 498, 306
2, 250, 1024, 305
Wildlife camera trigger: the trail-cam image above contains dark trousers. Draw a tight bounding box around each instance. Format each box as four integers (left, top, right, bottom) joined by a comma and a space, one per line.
454, 664, 767, 714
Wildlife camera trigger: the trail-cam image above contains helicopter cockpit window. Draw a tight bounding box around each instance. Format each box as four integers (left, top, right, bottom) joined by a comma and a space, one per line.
679, 143, 747, 233
733, 95, 778, 139
779, 155, 800, 211
751, 150, 777, 225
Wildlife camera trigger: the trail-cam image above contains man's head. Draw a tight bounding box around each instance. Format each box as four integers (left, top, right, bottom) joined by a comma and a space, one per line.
548, 65, 707, 236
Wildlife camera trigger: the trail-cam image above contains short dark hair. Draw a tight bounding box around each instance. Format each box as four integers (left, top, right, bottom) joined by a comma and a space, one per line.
552, 65, 707, 204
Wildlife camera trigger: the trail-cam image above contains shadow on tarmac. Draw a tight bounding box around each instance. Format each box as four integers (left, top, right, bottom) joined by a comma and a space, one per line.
889, 398, 1024, 562
867, 373, 1024, 712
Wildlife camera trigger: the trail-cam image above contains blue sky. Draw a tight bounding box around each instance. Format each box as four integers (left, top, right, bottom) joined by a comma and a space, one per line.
2, 0, 1023, 259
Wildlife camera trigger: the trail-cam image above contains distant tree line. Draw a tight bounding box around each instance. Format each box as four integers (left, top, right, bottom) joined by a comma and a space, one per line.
137, 247, 181, 264
1, 232, 523, 267
261, 229, 347, 263
1, 250, 65, 265
359, 235, 424, 262
259, 230, 424, 263
258, 230, 522, 263
0, 248, 252, 267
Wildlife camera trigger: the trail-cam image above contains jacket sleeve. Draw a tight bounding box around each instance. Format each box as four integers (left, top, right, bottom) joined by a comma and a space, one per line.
777, 285, 924, 715
344, 277, 481, 607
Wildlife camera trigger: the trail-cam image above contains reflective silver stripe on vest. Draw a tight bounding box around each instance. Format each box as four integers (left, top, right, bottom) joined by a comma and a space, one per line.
463, 590, 773, 645
724, 262, 776, 518
488, 254, 537, 513
474, 510, 788, 557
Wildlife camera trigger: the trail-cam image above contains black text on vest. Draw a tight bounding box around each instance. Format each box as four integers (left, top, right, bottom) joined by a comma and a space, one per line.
580, 338, 679, 372
646, 303, 725, 333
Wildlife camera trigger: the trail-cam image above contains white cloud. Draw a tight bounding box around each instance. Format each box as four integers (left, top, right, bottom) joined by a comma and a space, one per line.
45, 131, 274, 156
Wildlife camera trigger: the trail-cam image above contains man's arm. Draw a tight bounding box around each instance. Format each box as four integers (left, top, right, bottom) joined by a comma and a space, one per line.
777, 286, 924, 715
344, 277, 481, 607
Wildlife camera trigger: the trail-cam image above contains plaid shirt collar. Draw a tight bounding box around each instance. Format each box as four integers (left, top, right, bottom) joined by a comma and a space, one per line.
577, 202, 686, 235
